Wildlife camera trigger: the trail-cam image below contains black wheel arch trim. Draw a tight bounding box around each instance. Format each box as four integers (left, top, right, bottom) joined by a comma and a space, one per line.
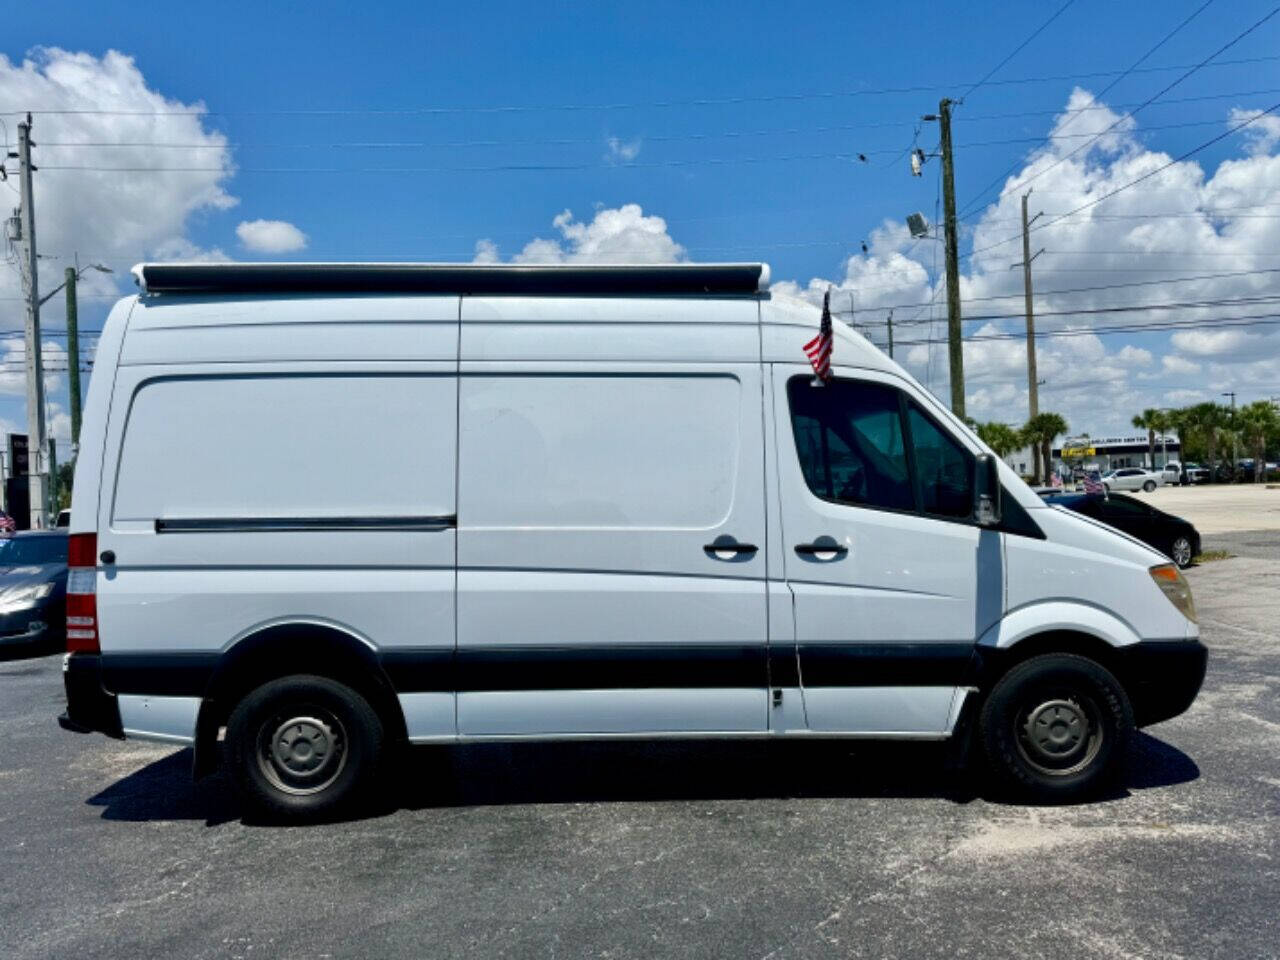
969, 632, 1207, 728
181, 622, 409, 779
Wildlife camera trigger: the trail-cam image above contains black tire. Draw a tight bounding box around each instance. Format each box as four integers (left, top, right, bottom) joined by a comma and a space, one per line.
1169, 536, 1194, 569
979, 654, 1133, 802
226, 674, 384, 820
1142, 480, 1157, 492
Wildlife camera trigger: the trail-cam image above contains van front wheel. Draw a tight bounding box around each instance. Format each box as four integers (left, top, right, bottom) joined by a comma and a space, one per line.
979, 654, 1132, 802
226, 675, 383, 820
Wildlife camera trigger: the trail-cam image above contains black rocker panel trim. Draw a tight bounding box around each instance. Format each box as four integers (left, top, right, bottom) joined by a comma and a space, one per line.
796, 643, 977, 687
98, 643, 979, 698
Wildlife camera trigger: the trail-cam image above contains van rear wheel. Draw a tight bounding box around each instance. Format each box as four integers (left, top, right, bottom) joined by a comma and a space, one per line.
226, 675, 383, 820
979, 654, 1132, 802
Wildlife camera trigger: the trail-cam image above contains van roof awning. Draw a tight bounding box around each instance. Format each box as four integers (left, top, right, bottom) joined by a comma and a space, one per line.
132, 262, 771, 297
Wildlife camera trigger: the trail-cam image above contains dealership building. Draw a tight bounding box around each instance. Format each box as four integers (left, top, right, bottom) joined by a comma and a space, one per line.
1050, 433, 1181, 472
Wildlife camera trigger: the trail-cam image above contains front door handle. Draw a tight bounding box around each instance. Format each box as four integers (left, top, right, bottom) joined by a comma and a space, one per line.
703, 537, 759, 557
795, 540, 848, 558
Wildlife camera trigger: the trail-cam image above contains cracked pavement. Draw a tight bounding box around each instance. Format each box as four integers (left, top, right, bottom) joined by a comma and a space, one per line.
1, 554, 1277, 959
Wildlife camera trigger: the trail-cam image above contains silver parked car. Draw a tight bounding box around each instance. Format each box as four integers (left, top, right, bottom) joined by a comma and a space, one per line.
1102, 467, 1161, 493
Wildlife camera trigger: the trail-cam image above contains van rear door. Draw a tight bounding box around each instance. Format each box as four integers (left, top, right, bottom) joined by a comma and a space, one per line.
771, 365, 1002, 735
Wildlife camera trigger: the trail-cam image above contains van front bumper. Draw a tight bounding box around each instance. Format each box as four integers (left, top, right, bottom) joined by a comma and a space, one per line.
58, 653, 124, 739
1119, 639, 1208, 727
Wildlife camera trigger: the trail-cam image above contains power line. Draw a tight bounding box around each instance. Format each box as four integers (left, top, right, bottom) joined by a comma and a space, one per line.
960, 5, 1280, 221
957, 0, 1221, 219
23, 86, 1280, 154
958, 0, 1078, 101
25, 114, 1246, 154
964, 99, 1280, 262
826, 266, 1280, 314
889, 293, 1280, 328
893, 311, 1280, 346
6, 53, 1280, 118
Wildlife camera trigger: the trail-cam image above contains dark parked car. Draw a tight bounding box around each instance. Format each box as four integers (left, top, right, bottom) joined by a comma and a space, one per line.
0, 530, 68, 655
1044, 493, 1200, 568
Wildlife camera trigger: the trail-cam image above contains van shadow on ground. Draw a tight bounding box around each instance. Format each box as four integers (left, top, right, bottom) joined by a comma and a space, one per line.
85, 731, 1200, 826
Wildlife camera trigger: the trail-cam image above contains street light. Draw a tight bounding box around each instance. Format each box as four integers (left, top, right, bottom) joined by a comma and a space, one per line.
37, 262, 112, 461
37, 262, 112, 307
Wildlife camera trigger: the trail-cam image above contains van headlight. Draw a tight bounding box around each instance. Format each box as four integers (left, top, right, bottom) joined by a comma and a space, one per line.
1150, 564, 1197, 624
0, 581, 56, 614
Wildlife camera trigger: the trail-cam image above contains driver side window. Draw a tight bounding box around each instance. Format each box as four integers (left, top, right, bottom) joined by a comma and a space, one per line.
787, 378, 915, 512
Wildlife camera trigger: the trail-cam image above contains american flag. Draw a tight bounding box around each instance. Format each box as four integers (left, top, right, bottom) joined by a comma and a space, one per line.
0, 512, 14, 532
1083, 471, 1105, 495
803, 289, 834, 381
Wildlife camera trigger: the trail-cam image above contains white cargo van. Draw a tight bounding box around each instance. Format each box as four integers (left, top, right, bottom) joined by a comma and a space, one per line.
60, 262, 1205, 818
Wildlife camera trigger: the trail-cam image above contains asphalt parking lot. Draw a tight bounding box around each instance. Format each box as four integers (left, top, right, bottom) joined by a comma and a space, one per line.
1, 550, 1277, 958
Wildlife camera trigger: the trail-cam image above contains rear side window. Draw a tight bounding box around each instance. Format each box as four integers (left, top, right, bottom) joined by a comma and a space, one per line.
787, 379, 914, 512
787, 377, 975, 521
112, 374, 457, 522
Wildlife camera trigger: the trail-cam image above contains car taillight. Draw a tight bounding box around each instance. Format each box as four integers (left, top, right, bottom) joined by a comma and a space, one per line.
66, 533, 99, 654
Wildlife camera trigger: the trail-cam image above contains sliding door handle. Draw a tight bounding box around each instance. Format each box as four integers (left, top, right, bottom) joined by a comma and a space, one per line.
794, 540, 848, 557
703, 538, 759, 557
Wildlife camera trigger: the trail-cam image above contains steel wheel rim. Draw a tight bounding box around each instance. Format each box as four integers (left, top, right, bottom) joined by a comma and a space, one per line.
256, 707, 348, 796
1014, 692, 1104, 777
1172, 537, 1192, 567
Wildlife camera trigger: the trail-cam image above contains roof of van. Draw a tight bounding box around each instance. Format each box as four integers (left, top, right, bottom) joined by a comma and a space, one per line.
132, 262, 771, 297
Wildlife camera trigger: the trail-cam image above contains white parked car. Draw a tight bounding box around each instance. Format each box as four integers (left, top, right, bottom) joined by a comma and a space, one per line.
59, 262, 1205, 819
1102, 467, 1161, 493
1158, 463, 1182, 486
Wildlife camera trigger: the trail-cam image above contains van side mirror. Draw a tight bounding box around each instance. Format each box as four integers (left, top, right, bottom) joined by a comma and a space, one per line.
974, 453, 1002, 527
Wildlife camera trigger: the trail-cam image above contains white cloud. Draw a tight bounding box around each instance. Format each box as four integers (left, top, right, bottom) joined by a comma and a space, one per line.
0, 48, 239, 437
0, 48, 235, 276
605, 136, 641, 163
778, 90, 1280, 433
1169, 329, 1254, 357
471, 239, 500, 264
1161, 354, 1201, 375
236, 219, 308, 253
1229, 107, 1280, 157
481, 205, 686, 264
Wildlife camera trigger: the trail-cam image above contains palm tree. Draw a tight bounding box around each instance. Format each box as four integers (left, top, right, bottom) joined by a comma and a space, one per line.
1188, 402, 1227, 481
1143, 408, 1176, 469
976, 421, 1022, 460
1238, 401, 1280, 482
1023, 412, 1069, 486
1131, 408, 1160, 470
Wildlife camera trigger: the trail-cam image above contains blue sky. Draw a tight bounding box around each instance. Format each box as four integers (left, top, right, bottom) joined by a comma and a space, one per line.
3, 0, 1280, 439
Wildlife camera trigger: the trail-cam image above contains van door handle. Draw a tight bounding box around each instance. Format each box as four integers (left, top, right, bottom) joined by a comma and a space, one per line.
703, 539, 758, 556
795, 541, 848, 557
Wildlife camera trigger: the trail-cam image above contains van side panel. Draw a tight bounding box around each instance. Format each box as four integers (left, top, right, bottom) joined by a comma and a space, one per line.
456, 298, 769, 736
95, 296, 460, 742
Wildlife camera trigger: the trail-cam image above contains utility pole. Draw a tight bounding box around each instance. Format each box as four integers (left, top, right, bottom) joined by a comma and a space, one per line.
1013, 190, 1046, 482
1016, 191, 1045, 420
1222, 391, 1237, 471
886, 309, 894, 359
65, 266, 83, 456
14, 114, 49, 529
926, 99, 965, 417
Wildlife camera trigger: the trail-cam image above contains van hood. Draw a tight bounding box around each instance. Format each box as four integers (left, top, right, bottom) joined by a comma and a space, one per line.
1038, 504, 1170, 567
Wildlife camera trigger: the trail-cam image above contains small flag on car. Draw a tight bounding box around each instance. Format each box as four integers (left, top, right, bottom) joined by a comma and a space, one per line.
1083, 471, 1105, 495
804, 289, 834, 383
0, 512, 14, 532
